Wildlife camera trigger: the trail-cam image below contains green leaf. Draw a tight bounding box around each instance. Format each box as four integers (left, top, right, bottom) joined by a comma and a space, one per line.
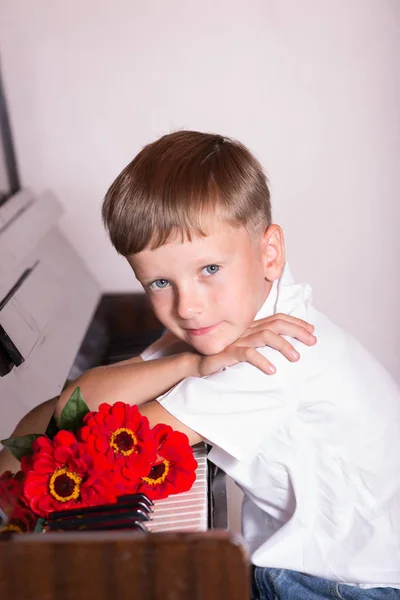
1, 434, 42, 460
58, 386, 90, 434
34, 517, 45, 533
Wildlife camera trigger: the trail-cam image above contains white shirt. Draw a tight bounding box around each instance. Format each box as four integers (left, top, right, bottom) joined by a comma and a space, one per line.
143, 264, 400, 587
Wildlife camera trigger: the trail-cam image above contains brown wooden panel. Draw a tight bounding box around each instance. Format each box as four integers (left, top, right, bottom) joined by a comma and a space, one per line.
95, 293, 163, 335
0, 531, 250, 600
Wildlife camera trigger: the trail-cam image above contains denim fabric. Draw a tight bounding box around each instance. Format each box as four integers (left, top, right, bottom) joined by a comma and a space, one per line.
252, 568, 400, 600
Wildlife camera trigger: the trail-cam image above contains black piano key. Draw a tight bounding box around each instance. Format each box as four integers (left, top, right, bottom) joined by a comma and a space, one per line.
118, 493, 153, 506
47, 509, 150, 532
48, 494, 153, 521
48, 501, 151, 522
48, 520, 149, 534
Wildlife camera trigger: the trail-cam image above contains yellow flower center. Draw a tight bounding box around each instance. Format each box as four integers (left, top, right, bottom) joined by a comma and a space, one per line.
49, 468, 82, 503
1, 523, 23, 534
110, 427, 138, 456
142, 459, 170, 486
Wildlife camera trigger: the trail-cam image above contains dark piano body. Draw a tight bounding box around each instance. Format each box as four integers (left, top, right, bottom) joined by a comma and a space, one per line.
69, 293, 228, 533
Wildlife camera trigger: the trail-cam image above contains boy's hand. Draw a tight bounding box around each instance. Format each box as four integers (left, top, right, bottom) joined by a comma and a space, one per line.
196, 314, 317, 377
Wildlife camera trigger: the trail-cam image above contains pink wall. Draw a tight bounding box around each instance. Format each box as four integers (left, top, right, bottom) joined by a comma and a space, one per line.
0, 0, 399, 381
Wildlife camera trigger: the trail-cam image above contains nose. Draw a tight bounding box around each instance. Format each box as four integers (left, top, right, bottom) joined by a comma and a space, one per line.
176, 288, 203, 320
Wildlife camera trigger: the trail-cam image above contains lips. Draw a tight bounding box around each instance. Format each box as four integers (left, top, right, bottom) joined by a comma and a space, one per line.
184, 323, 219, 336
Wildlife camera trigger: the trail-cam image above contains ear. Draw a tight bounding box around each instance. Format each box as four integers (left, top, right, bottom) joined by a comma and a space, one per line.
261, 224, 285, 281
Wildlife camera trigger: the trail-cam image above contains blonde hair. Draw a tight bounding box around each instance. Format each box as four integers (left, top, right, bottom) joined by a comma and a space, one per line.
102, 130, 272, 255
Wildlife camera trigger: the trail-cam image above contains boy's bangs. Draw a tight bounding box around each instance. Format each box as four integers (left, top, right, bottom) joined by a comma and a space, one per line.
102, 131, 271, 256
108, 173, 245, 255
145, 188, 236, 251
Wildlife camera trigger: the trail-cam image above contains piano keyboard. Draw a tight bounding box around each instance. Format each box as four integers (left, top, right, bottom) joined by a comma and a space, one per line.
145, 443, 208, 533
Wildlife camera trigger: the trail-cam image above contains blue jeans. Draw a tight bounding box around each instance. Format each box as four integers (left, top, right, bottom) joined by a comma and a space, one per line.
252, 568, 400, 600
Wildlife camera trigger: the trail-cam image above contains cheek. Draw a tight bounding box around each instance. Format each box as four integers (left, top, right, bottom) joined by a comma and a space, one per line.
224, 269, 260, 322
212, 287, 250, 329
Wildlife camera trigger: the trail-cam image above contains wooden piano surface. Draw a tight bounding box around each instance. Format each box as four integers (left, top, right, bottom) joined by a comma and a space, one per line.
0, 531, 250, 600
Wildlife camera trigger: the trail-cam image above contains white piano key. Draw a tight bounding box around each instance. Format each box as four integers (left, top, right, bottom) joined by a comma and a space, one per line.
144, 442, 208, 533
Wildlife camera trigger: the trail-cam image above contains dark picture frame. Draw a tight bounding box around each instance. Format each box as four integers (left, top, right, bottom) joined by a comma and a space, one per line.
0, 59, 20, 206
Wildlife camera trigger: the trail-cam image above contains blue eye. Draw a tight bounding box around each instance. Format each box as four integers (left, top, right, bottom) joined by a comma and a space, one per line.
149, 279, 170, 290
202, 265, 220, 276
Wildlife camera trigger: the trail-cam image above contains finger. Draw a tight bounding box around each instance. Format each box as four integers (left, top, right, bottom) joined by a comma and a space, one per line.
239, 327, 313, 360
249, 314, 315, 333
267, 314, 315, 332
248, 321, 317, 346
234, 347, 277, 375
240, 330, 303, 361
274, 313, 315, 333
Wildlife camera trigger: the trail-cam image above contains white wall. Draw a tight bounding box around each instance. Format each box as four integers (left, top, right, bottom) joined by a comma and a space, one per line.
0, 0, 399, 382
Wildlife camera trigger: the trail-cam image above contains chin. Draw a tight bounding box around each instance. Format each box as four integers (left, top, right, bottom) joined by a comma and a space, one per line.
189, 336, 233, 356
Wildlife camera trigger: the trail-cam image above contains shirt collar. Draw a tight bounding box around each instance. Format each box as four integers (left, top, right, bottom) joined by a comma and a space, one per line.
254, 263, 295, 321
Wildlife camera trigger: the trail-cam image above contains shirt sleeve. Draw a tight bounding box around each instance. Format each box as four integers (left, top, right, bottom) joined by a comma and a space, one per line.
157, 349, 296, 463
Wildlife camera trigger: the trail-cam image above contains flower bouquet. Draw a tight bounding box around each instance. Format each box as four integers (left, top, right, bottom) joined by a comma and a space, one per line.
0, 388, 197, 534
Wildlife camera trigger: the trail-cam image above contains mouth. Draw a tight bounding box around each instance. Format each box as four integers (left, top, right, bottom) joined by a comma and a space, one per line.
184, 323, 220, 337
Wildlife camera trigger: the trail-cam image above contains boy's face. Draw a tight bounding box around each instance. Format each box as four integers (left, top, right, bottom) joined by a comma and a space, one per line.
128, 222, 273, 355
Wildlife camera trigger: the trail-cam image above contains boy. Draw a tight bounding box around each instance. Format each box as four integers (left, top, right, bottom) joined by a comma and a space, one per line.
8, 131, 400, 598
59, 129, 399, 598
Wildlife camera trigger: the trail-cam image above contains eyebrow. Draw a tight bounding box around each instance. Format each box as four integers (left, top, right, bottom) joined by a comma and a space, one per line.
133, 267, 170, 284
193, 256, 223, 266
133, 251, 229, 281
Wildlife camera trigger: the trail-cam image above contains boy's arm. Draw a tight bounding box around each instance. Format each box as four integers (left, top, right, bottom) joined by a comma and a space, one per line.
55, 352, 199, 418
0, 354, 199, 473
56, 314, 316, 417
140, 401, 203, 446
0, 397, 58, 474
0, 314, 315, 473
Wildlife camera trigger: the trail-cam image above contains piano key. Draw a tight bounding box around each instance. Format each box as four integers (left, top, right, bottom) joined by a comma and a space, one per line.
143, 442, 208, 533
117, 493, 154, 507
48, 500, 152, 522
47, 509, 151, 531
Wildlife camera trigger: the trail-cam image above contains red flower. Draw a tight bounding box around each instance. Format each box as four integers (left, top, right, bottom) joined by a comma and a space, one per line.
21, 430, 117, 517
0, 471, 24, 519
137, 424, 197, 500
1, 504, 37, 534
79, 403, 157, 486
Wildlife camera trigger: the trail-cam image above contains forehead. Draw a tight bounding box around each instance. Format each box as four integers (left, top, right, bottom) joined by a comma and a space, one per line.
128, 223, 257, 276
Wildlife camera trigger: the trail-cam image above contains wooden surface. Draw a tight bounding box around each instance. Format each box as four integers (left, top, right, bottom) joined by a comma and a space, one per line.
94, 293, 163, 335
0, 530, 250, 600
